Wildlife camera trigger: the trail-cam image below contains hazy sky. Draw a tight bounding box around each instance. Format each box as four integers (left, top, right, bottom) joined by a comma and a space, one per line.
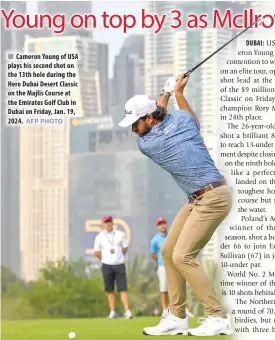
27, 1, 146, 77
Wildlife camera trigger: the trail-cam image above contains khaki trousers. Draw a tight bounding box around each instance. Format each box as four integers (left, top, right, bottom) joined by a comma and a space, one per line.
161, 185, 232, 318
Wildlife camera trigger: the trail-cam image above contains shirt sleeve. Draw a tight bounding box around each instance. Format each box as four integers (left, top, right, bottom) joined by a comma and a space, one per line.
150, 238, 157, 254
94, 234, 101, 251
174, 109, 200, 131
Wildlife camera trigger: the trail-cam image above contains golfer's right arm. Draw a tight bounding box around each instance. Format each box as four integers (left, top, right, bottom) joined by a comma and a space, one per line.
175, 73, 200, 127
157, 93, 170, 109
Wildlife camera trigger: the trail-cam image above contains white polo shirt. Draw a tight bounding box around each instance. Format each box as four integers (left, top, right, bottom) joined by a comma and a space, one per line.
94, 229, 128, 265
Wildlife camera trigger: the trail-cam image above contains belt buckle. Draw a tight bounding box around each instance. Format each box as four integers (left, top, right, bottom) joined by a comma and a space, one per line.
189, 193, 197, 203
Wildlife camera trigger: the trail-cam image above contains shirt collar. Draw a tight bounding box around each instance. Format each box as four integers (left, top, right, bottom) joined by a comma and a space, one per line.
103, 229, 114, 234
151, 115, 169, 133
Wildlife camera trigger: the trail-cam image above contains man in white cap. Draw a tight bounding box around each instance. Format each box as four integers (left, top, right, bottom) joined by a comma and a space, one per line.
118, 74, 233, 336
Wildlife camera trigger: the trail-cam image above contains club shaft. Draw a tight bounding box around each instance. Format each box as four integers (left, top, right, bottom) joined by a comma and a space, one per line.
184, 18, 262, 77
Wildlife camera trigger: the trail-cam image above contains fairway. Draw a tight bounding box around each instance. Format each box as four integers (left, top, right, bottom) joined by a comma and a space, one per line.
2, 317, 234, 340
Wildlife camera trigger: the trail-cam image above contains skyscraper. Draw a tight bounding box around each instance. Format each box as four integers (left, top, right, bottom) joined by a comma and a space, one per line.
39, 0, 92, 16
37, 1, 93, 37
112, 35, 144, 120
1, 1, 26, 276
173, 30, 188, 109
19, 34, 100, 281
174, 1, 251, 116
96, 43, 109, 116
200, 28, 232, 158
144, 1, 175, 102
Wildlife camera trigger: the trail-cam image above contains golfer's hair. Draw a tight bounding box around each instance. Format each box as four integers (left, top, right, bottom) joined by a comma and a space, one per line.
151, 106, 167, 122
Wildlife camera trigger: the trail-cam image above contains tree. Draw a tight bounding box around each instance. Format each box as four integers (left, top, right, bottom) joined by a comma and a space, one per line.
27, 258, 108, 318
1, 265, 25, 296
2, 255, 174, 319
1, 266, 36, 320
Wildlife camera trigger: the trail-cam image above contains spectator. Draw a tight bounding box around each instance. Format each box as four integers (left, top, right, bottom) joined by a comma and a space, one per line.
94, 215, 132, 319
150, 217, 169, 318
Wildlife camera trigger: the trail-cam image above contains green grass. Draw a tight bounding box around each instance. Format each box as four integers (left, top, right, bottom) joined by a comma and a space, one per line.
2, 317, 235, 340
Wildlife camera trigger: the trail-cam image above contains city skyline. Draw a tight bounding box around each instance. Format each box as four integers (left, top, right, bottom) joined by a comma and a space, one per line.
27, 1, 146, 76
2, 0, 260, 280
23, 0, 266, 80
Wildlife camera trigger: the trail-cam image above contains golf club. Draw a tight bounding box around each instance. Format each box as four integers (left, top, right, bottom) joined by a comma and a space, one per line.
184, 17, 263, 78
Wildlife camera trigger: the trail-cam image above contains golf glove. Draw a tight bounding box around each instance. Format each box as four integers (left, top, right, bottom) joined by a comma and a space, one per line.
161, 76, 177, 95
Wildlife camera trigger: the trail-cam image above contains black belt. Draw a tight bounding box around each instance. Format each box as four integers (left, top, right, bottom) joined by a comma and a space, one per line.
188, 178, 227, 203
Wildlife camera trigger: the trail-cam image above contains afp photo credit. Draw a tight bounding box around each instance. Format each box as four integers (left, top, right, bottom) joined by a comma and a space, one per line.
1, 0, 275, 339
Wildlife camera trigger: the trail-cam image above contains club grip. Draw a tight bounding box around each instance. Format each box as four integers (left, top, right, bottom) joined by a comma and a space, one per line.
184, 70, 193, 77
175, 70, 192, 82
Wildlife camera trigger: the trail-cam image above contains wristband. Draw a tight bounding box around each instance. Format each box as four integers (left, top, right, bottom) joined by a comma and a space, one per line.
160, 90, 171, 98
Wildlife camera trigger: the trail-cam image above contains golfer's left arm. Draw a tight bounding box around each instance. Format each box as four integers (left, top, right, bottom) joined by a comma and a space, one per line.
175, 93, 200, 127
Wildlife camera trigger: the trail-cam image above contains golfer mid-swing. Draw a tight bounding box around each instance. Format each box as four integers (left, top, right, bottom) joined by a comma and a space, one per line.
118, 73, 233, 336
